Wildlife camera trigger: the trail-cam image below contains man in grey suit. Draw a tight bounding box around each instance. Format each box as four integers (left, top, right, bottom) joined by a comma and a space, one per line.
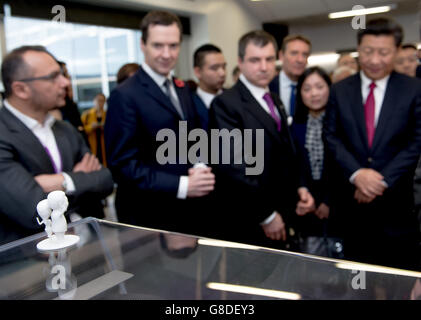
0, 46, 114, 245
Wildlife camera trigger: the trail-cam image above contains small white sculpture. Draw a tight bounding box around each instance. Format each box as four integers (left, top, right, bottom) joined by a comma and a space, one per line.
48, 191, 69, 242
36, 191, 79, 251
36, 199, 53, 238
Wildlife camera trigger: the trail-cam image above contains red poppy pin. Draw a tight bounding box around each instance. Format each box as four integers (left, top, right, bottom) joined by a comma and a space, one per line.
174, 78, 185, 88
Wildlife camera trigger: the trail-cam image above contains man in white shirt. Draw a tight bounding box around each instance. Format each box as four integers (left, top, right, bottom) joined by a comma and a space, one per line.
104, 11, 215, 236
269, 35, 311, 119
324, 17, 421, 270
209, 30, 315, 248
0, 45, 114, 245
192, 44, 226, 130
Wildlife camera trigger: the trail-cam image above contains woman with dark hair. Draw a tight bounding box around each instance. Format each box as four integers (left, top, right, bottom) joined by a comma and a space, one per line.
291, 66, 343, 258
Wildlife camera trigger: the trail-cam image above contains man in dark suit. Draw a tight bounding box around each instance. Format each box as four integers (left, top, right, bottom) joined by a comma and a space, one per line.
269, 35, 311, 120
0, 46, 114, 245
324, 18, 421, 270
192, 44, 226, 130
209, 30, 315, 248
104, 11, 215, 236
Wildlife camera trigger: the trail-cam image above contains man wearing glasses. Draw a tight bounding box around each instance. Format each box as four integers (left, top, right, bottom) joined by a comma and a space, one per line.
0, 45, 114, 245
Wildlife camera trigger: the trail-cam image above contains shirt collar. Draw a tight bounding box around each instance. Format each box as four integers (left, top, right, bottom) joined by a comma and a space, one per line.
239, 73, 268, 100
196, 87, 221, 109
281, 70, 296, 87
360, 70, 390, 91
4, 99, 55, 130
141, 61, 172, 87
308, 111, 325, 123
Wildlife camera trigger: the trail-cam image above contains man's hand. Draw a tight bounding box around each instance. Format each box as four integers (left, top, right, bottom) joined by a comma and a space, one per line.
354, 168, 386, 198
73, 153, 101, 173
354, 189, 376, 204
186, 167, 215, 198
315, 203, 330, 219
296, 187, 316, 216
262, 212, 286, 241
34, 174, 65, 193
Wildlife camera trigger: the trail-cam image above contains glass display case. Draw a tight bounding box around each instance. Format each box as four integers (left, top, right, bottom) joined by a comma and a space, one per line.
0, 218, 420, 300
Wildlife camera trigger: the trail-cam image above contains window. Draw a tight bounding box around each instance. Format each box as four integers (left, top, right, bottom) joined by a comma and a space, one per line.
4, 15, 143, 110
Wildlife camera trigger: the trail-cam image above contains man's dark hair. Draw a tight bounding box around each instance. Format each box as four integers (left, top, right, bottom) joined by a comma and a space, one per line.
238, 30, 278, 61
116, 63, 140, 84
1, 45, 56, 98
193, 44, 222, 68
281, 34, 312, 53
401, 43, 417, 50
357, 17, 403, 47
140, 10, 183, 44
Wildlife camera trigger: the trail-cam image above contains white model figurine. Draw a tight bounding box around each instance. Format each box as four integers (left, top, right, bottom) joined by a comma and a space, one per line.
36, 191, 79, 251
48, 191, 69, 242
36, 199, 53, 238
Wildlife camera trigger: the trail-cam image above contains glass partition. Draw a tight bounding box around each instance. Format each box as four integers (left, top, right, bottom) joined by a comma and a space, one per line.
0, 218, 420, 300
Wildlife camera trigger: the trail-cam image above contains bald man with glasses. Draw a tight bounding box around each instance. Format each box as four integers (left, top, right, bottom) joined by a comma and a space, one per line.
0, 45, 114, 245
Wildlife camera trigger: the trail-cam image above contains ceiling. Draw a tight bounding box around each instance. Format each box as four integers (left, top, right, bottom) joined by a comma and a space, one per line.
238, 0, 420, 24
70, 0, 420, 27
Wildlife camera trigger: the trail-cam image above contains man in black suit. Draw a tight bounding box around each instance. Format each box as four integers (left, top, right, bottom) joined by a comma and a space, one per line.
105, 11, 215, 235
269, 35, 311, 120
324, 18, 421, 270
209, 30, 315, 248
192, 44, 226, 130
0, 46, 114, 245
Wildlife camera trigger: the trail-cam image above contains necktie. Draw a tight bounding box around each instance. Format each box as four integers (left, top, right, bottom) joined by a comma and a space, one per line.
164, 79, 184, 119
364, 82, 376, 148
263, 92, 281, 132
290, 84, 297, 117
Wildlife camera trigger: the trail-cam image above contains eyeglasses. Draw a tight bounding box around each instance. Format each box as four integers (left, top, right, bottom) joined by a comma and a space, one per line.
17, 70, 65, 82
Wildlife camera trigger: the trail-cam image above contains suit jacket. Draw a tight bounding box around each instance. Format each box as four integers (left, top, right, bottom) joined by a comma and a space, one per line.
414, 157, 421, 208
290, 120, 344, 237
269, 72, 280, 96
104, 67, 202, 234
0, 107, 114, 246
291, 121, 331, 205
192, 93, 209, 131
324, 72, 421, 236
208, 80, 302, 246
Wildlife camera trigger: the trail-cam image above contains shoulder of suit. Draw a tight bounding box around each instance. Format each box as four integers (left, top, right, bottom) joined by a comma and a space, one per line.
331, 72, 359, 91
54, 119, 78, 134
212, 84, 243, 105
392, 71, 421, 87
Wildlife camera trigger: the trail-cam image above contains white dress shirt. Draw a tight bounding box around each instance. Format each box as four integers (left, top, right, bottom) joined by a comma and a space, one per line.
196, 87, 222, 109
349, 71, 390, 185
240, 74, 280, 119
3, 100, 75, 193
279, 70, 297, 117
141, 62, 188, 199
360, 71, 389, 127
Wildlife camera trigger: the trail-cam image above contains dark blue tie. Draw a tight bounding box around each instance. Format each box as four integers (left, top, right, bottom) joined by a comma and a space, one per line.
290, 84, 297, 117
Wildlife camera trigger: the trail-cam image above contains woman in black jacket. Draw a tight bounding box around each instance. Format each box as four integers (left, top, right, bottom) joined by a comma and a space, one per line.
291, 66, 343, 257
